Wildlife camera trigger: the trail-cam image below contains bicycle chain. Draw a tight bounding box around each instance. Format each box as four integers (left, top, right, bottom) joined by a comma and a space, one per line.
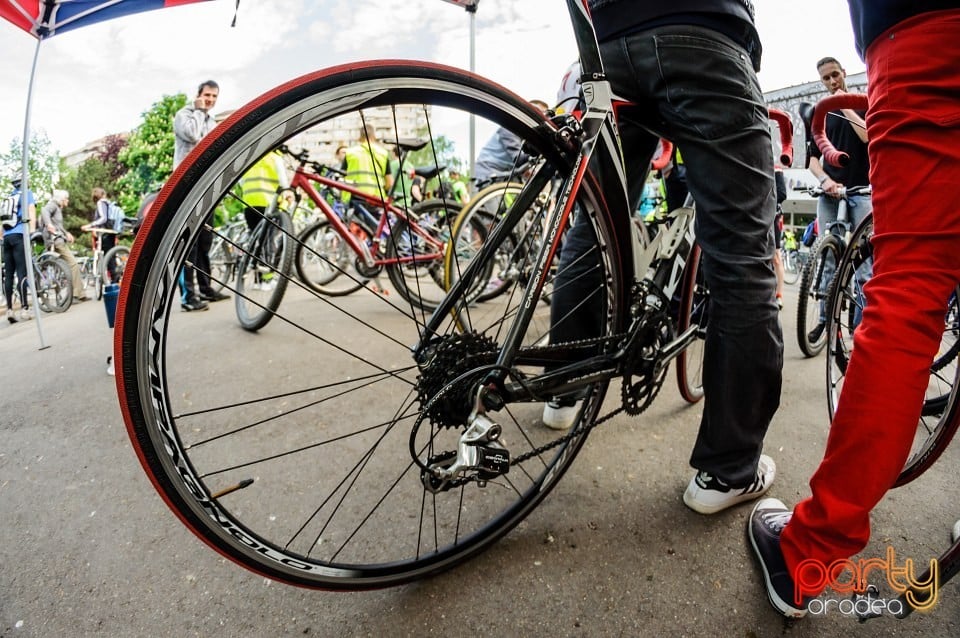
417, 329, 670, 471
511, 401, 627, 465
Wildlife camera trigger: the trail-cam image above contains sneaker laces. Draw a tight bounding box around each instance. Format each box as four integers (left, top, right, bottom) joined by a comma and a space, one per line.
761, 509, 792, 533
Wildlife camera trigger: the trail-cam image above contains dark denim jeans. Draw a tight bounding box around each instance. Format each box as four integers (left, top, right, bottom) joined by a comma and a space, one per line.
2, 232, 29, 308
552, 25, 783, 487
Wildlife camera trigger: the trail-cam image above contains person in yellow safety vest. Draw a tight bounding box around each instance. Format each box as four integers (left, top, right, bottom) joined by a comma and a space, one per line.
238, 149, 290, 232
343, 124, 393, 202
236, 149, 290, 291
783, 228, 798, 251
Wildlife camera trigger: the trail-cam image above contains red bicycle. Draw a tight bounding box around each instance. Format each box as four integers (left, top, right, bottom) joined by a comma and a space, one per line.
285, 143, 457, 308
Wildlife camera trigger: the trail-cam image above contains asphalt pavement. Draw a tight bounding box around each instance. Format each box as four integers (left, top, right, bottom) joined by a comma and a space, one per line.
1, 285, 958, 638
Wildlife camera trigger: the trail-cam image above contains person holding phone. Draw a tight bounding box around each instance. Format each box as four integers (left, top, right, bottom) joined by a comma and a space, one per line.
173, 80, 224, 311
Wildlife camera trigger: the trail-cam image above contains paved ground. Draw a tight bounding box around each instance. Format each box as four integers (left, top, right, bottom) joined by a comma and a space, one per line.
1, 285, 958, 638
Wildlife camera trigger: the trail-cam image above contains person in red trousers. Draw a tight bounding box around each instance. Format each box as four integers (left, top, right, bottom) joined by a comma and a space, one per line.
749, 2, 960, 618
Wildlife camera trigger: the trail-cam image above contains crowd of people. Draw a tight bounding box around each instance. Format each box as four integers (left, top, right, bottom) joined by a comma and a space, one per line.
2, 177, 121, 323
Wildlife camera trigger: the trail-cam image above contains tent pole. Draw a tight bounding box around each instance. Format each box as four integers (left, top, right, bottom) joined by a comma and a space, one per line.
20, 36, 50, 350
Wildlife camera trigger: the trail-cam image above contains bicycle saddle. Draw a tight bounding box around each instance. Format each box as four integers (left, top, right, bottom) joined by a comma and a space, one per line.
414, 165, 445, 180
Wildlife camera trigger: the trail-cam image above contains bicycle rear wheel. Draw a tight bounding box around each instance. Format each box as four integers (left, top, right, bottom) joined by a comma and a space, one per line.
825, 215, 960, 486
234, 210, 294, 332
676, 243, 706, 403
117, 62, 624, 590
294, 217, 369, 296
383, 199, 456, 310
797, 234, 842, 357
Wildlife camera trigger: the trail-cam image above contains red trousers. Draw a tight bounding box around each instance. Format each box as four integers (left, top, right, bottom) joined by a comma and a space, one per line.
781, 9, 960, 588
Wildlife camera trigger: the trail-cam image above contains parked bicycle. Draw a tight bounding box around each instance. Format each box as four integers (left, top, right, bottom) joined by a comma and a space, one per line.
205, 208, 250, 296
795, 183, 872, 357
781, 229, 801, 285
1, 230, 73, 315
117, 5, 792, 590
77, 223, 131, 300
288, 143, 456, 307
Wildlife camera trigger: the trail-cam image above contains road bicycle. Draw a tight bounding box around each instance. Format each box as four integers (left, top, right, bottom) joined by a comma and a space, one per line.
795, 183, 872, 357
812, 92, 960, 621
444, 106, 786, 407
117, 2, 791, 590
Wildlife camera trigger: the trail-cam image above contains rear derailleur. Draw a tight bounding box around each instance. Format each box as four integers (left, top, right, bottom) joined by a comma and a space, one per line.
420, 413, 511, 494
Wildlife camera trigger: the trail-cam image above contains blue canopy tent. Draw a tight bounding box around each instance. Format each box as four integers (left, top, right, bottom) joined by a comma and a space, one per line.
1, 0, 215, 347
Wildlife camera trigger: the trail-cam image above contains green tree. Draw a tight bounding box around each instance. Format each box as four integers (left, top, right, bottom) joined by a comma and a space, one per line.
57, 154, 114, 252
406, 133, 465, 175
0, 130, 60, 199
404, 133, 468, 195
116, 93, 186, 211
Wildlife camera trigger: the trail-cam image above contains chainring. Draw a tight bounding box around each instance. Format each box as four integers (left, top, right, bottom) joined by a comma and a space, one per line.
621, 313, 673, 415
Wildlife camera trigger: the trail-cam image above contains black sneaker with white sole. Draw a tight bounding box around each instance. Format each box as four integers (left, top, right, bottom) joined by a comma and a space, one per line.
748, 498, 809, 618
683, 455, 776, 514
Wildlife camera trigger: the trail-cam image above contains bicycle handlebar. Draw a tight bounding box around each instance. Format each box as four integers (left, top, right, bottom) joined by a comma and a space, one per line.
767, 108, 794, 167
651, 139, 673, 171
811, 93, 868, 168
278, 143, 347, 178
81, 225, 119, 234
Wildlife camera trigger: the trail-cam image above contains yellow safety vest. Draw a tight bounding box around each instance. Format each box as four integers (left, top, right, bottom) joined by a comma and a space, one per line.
344, 141, 390, 199
240, 151, 284, 208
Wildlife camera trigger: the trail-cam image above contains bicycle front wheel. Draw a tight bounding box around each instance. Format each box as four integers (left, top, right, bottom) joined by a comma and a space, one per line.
782, 249, 800, 285
103, 244, 131, 287
36, 255, 73, 313
825, 215, 960, 486
797, 234, 842, 357
234, 210, 294, 332
383, 199, 456, 310
117, 62, 622, 590
445, 182, 525, 304
294, 218, 369, 296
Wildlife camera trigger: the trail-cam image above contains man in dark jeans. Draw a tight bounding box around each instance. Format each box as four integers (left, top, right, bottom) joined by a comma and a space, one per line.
804, 56, 871, 343
547, 1, 783, 516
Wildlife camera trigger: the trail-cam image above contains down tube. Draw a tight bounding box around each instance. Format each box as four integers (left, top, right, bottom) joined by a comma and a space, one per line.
418, 164, 561, 343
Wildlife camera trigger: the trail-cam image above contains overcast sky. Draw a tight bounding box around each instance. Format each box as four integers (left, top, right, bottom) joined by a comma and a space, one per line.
0, 0, 864, 160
